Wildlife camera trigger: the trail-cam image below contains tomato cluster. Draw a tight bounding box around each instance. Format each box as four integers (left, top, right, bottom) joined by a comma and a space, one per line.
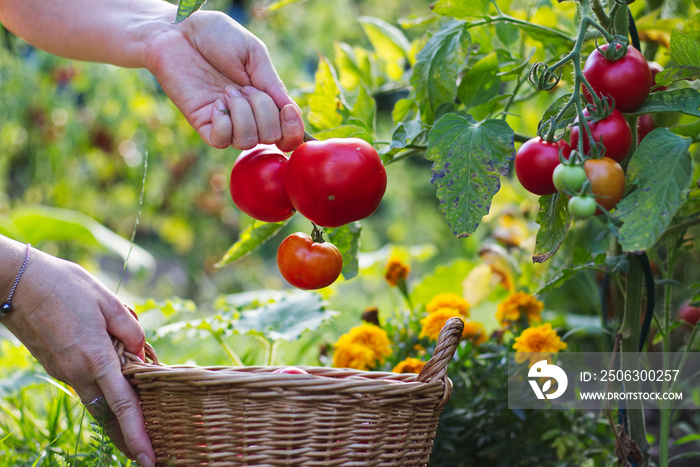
229, 138, 387, 290
515, 43, 661, 220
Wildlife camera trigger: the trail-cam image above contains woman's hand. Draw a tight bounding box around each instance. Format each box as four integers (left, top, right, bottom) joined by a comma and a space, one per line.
0, 240, 155, 467
144, 10, 305, 151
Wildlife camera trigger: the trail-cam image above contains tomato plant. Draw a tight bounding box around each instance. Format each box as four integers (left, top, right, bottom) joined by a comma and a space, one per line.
583, 157, 626, 213
648, 62, 668, 92
637, 114, 654, 144
515, 137, 571, 195
583, 43, 652, 112
569, 108, 632, 163
276, 232, 343, 290
285, 138, 387, 228
229, 144, 295, 223
678, 301, 700, 326
552, 163, 587, 194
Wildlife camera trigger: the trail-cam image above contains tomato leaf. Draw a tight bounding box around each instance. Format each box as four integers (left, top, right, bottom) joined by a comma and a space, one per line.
430, 0, 490, 19
380, 118, 427, 160
670, 30, 700, 67
426, 112, 515, 238
349, 85, 376, 133
654, 66, 700, 87
614, 129, 694, 252
216, 219, 290, 267
533, 193, 571, 263
173, 0, 207, 24
326, 222, 362, 280
627, 88, 700, 117
358, 16, 410, 62
411, 20, 471, 124
307, 57, 346, 131
539, 93, 577, 137
228, 291, 338, 341
458, 51, 501, 109
312, 125, 373, 143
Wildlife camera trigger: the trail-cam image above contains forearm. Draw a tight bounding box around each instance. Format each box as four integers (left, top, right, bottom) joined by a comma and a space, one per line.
0, 0, 177, 68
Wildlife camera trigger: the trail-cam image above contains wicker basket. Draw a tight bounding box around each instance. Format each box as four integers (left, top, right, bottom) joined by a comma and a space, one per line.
119, 317, 464, 466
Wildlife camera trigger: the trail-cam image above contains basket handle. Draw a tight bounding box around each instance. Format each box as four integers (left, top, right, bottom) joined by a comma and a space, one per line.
113, 336, 160, 366
416, 317, 463, 407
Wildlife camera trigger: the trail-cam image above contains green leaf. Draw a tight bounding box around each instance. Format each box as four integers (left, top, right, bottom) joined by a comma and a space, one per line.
537, 255, 629, 295
9, 205, 154, 272
426, 112, 515, 238
533, 193, 571, 263
539, 93, 577, 136
654, 66, 700, 86
174, 0, 207, 24
307, 57, 345, 131
627, 88, 700, 117
231, 291, 338, 341
671, 30, 700, 67
614, 129, 693, 252
216, 219, 289, 267
312, 124, 373, 143
430, 0, 490, 19
458, 51, 500, 109
411, 21, 471, 124
325, 222, 361, 280
266, 0, 307, 12
683, 13, 700, 41
349, 85, 376, 133
333, 42, 369, 90
358, 16, 410, 62
134, 298, 197, 318
379, 118, 427, 160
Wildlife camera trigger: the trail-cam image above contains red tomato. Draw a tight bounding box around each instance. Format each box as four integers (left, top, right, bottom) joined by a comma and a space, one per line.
583, 44, 652, 112
637, 114, 654, 144
285, 138, 387, 228
514, 137, 571, 195
272, 367, 310, 375
230, 145, 294, 222
678, 301, 700, 326
569, 109, 632, 163
648, 62, 668, 92
277, 232, 343, 290
584, 157, 626, 213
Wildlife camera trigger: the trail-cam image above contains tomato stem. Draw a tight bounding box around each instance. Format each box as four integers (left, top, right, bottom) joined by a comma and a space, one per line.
310, 223, 325, 243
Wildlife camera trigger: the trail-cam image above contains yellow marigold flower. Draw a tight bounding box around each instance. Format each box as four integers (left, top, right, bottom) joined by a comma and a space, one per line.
496, 291, 543, 327
513, 323, 567, 365
392, 357, 426, 374
420, 308, 466, 341
332, 324, 392, 370
426, 293, 470, 317
384, 257, 410, 286
462, 320, 487, 345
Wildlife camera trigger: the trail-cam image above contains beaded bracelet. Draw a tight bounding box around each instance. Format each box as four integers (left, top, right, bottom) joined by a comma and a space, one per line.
0, 243, 31, 317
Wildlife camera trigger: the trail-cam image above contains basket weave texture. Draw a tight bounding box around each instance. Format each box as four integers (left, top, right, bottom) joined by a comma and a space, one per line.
119, 317, 464, 466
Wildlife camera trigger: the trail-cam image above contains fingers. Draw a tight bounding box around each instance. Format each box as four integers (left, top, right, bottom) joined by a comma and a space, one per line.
217, 86, 304, 151
102, 299, 146, 362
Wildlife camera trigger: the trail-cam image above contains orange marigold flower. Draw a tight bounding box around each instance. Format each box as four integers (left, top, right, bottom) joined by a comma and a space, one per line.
513, 323, 567, 366
332, 324, 392, 370
496, 291, 543, 327
462, 320, 487, 345
420, 308, 465, 341
384, 258, 410, 286
392, 357, 426, 374
426, 293, 470, 317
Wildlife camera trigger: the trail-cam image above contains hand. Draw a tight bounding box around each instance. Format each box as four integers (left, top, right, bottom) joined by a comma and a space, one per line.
0, 242, 155, 467
144, 10, 304, 152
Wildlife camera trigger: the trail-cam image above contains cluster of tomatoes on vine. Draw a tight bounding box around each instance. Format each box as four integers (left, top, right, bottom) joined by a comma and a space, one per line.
515, 42, 664, 219
229, 137, 387, 290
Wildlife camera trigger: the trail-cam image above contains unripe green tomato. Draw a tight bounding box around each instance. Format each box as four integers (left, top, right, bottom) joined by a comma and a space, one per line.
552, 164, 588, 193
568, 195, 597, 220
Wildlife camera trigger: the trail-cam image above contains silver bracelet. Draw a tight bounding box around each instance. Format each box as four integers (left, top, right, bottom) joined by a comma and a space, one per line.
1, 243, 31, 317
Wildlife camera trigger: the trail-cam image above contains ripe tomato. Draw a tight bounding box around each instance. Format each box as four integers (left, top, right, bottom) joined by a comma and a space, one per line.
584, 157, 626, 213
277, 232, 343, 290
285, 138, 387, 228
568, 195, 597, 219
637, 114, 654, 144
648, 62, 668, 92
515, 137, 571, 196
230, 145, 294, 222
552, 163, 587, 193
678, 301, 700, 326
583, 44, 652, 112
569, 108, 632, 163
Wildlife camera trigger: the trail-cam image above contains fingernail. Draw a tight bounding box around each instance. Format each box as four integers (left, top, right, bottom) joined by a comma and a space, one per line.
241, 86, 257, 95
136, 453, 155, 467
215, 99, 230, 115
282, 104, 300, 124
225, 86, 242, 98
